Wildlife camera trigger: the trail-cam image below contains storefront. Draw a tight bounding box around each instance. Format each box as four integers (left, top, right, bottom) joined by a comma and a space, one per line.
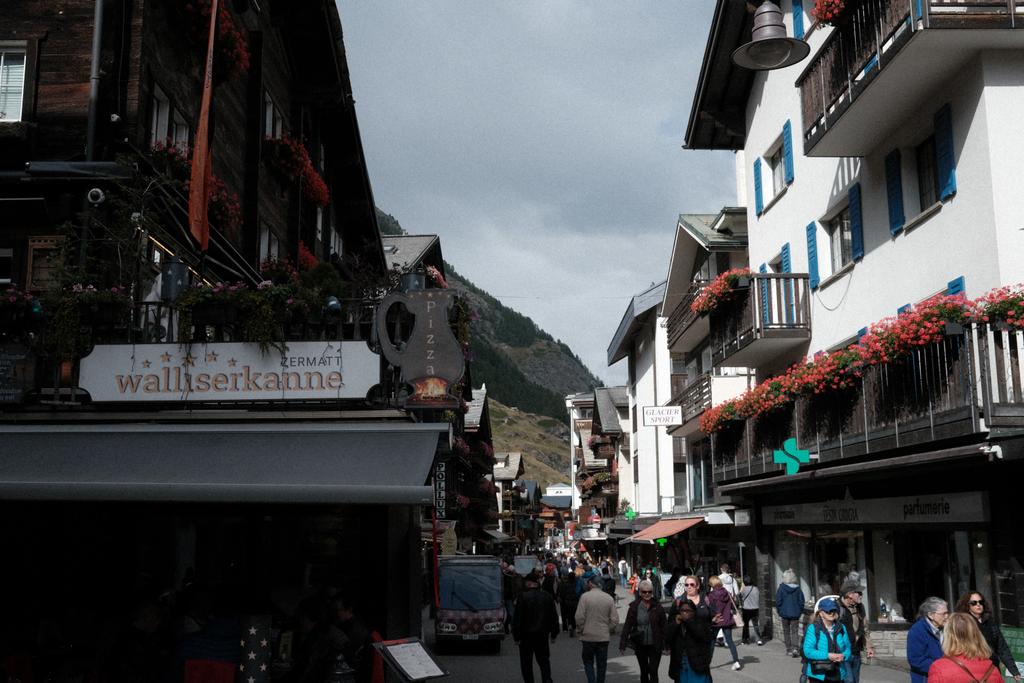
759, 488, 994, 656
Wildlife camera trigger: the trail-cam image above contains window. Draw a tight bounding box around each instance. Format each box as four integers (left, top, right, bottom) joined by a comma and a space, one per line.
171, 111, 190, 150
916, 134, 939, 211
828, 207, 853, 272
149, 85, 170, 148
769, 146, 785, 197
258, 222, 279, 262
0, 45, 26, 121
265, 95, 283, 137
0, 247, 12, 283
26, 237, 59, 291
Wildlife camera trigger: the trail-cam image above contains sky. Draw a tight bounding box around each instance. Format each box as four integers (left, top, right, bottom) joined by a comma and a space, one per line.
335, 1, 736, 386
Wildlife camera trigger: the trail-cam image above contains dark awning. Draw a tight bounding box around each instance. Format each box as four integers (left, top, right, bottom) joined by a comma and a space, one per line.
0, 422, 448, 504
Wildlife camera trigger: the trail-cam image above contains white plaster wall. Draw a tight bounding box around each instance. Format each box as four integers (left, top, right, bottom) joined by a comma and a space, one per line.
628, 311, 675, 515
740, 16, 1024, 356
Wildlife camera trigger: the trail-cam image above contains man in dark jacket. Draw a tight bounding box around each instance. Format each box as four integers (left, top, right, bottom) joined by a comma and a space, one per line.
513, 571, 559, 683
837, 579, 874, 683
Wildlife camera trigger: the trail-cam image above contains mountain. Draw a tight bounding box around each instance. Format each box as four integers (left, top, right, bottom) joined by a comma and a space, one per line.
376, 208, 602, 425
489, 397, 571, 490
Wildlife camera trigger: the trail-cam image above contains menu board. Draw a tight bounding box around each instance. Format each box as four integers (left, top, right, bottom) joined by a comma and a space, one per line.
0, 344, 34, 403
372, 638, 447, 682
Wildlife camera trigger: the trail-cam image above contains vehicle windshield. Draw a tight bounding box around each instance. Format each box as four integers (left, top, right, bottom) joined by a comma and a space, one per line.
438, 564, 502, 611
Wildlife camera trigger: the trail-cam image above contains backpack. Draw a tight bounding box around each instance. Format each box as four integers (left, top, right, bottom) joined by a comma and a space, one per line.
943, 656, 996, 683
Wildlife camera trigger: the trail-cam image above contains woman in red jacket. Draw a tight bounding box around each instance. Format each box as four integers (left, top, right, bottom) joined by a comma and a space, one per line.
927, 613, 1002, 683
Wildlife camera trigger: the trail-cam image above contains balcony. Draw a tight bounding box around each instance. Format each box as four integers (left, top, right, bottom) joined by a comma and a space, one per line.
798, 0, 1024, 157
709, 274, 811, 368
709, 324, 1023, 484
668, 371, 754, 438
0, 298, 391, 406
666, 280, 710, 354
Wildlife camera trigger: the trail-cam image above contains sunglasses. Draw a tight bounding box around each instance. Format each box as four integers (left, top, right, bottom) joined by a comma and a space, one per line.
685, 582, 698, 587
640, 590, 653, 594
970, 600, 985, 606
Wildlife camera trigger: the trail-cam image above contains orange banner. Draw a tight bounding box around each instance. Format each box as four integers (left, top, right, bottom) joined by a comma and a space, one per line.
188, 0, 219, 252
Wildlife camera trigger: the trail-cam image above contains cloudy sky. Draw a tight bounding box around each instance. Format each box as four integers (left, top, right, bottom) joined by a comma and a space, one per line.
336, 2, 736, 386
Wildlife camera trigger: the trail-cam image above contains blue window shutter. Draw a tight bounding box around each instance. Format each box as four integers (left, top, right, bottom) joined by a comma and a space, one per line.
793, 0, 804, 40
884, 149, 905, 233
848, 183, 864, 260
806, 222, 819, 289
781, 243, 792, 273
948, 276, 965, 297
759, 264, 769, 325
858, 327, 868, 342
898, 304, 911, 315
783, 120, 795, 184
934, 103, 957, 200
754, 158, 764, 215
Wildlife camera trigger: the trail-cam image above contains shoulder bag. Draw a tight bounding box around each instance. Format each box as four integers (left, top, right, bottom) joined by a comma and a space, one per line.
943, 656, 996, 683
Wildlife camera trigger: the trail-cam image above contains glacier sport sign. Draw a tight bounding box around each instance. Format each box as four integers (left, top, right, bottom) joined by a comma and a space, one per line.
78, 341, 379, 402
642, 406, 683, 427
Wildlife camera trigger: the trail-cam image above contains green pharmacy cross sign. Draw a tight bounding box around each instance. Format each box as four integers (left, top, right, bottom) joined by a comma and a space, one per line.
656, 538, 668, 547
624, 509, 637, 520
774, 438, 810, 475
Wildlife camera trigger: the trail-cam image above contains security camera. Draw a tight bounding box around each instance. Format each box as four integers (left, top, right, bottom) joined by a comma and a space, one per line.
87, 188, 106, 205
110, 113, 121, 123
130, 212, 142, 225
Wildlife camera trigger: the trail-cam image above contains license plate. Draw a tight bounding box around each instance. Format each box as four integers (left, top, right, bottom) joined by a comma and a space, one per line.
463, 634, 478, 640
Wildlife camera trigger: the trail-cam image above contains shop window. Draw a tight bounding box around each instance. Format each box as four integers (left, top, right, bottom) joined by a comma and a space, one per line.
814, 530, 867, 607
0, 44, 26, 121
773, 530, 814, 604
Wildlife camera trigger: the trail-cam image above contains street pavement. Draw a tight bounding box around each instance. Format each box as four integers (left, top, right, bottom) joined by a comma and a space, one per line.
422, 583, 911, 683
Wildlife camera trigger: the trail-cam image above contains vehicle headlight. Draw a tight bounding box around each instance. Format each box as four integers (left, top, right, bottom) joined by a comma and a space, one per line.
439, 622, 457, 633
483, 622, 504, 632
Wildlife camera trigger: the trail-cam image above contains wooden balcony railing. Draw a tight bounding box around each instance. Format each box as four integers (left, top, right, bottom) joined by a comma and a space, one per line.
710, 324, 1024, 483
666, 280, 710, 349
669, 372, 714, 424
798, 0, 1022, 154
709, 274, 811, 366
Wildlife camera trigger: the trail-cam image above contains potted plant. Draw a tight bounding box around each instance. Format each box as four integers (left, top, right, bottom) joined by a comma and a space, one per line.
175, 281, 285, 356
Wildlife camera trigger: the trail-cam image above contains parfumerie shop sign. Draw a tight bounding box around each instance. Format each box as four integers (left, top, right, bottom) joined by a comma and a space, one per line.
79, 341, 379, 402
762, 490, 989, 526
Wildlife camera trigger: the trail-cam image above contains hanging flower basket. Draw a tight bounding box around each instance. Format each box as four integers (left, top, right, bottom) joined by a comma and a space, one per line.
813, 0, 850, 27
691, 268, 753, 317
184, 0, 250, 82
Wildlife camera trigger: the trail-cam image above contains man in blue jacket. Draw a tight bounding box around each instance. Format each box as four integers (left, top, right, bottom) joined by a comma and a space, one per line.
907, 597, 949, 683
775, 568, 806, 657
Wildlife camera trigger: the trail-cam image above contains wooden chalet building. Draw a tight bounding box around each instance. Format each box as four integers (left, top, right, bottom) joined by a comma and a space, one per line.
0, 0, 475, 667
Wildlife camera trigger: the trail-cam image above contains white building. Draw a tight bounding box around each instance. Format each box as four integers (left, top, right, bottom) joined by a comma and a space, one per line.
606, 282, 679, 517
684, 0, 1024, 648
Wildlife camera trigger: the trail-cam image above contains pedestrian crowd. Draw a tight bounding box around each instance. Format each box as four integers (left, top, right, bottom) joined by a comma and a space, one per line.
504, 552, 1021, 683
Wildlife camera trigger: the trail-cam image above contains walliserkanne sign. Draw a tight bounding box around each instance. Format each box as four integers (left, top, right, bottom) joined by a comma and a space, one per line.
78, 341, 380, 402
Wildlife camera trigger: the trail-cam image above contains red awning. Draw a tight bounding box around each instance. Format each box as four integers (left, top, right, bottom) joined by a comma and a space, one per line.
621, 517, 703, 545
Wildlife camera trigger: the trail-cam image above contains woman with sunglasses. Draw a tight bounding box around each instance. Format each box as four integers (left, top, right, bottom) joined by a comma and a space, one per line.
802, 598, 852, 682
954, 591, 1021, 681
619, 580, 668, 683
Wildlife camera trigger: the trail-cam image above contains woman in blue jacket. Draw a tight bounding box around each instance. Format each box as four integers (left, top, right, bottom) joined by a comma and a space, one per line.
775, 568, 806, 657
906, 597, 949, 683
803, 598, 852, 682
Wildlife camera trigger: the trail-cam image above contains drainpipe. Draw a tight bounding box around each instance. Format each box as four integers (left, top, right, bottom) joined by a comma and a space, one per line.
86, 0, 103, 161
